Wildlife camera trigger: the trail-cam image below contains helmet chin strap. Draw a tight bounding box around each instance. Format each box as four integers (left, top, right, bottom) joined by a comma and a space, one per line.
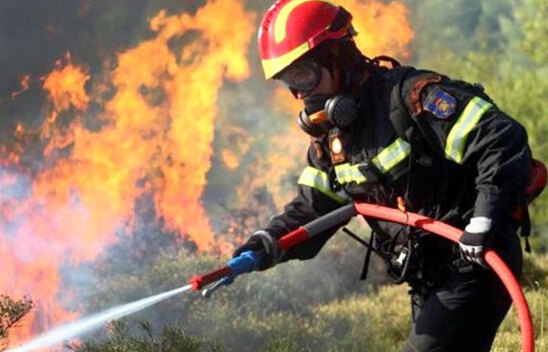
330, 43, 341, 94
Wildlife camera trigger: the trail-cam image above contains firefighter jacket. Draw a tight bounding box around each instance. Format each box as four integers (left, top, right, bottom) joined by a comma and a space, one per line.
263, 65, 532, 265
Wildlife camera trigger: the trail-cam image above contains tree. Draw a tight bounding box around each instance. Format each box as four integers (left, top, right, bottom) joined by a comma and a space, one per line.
0, 295, 33, 351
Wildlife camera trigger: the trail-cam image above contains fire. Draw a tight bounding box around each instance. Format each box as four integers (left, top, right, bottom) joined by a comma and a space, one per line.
14, 124, 25, 139
2, 0, 255, 347
222, 149, 241, 170
340, 0, 414, 61
10, 74, 31, 99
43, 53, 90, 114
219, 125, 253, 170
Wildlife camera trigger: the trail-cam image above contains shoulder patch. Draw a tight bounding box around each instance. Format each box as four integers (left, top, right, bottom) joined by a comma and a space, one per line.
407, 73, 442, 117
423, 87, 456, 119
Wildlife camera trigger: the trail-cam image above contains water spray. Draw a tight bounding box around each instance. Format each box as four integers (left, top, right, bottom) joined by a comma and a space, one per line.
7, 285, 193, 352
9, 202, 535, 352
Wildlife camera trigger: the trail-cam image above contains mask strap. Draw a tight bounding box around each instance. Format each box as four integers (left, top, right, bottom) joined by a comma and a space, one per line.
331, 43, 341, 93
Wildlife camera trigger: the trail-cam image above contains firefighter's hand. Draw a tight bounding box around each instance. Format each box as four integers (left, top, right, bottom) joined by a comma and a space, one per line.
233, 231, 279, 271
459, 217, 492, 268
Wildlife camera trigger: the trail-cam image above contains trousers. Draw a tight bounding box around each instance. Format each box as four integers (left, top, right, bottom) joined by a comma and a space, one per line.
402, 226, 522, 352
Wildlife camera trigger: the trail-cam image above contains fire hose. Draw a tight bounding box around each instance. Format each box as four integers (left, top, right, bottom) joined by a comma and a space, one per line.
189, 202, 535, 352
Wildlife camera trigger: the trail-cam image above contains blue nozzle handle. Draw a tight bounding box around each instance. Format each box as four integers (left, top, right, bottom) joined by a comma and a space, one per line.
226, 250, 263, 277
200, 250, 263, 298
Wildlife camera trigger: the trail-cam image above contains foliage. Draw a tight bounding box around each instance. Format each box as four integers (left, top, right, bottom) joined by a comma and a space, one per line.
522, 252, 548, 289
0, 295, 33, 351
69, 321, 223, 352
494, 254, 548, 351
215, 186, 279, 248
69, 253, 548, 352
76, 226, 387, 352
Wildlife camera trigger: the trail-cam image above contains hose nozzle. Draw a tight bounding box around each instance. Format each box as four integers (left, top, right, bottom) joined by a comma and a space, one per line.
189, 250, 262, 291
201, 277, 234, 298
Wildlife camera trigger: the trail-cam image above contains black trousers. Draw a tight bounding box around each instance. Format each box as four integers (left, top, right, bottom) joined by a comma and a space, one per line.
403, 228, 522, 352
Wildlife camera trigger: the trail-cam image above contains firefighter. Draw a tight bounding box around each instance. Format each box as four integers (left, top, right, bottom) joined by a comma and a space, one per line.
234, 1, 534, 351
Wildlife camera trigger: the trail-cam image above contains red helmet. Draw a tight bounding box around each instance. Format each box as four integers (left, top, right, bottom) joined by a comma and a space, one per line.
258, 0, 354, 79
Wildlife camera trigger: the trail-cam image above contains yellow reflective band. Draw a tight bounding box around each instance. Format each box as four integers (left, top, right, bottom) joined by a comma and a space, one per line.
445, 97, 493, 164
261, 42, 310, 79
372, 138, 411, 174
274, 0, 332, 43
334, 163, 367, 184
298, 166, 349, 204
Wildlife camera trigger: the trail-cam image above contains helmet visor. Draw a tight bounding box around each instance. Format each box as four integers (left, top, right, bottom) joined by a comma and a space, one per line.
278, 60, 321, 93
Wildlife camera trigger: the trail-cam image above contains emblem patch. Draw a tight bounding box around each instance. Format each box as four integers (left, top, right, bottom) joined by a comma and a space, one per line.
424, 88, 456, 119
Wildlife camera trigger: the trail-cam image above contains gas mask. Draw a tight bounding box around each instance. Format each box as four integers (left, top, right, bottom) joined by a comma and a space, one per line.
297, 94, 360, 137
278, 59, 360, 138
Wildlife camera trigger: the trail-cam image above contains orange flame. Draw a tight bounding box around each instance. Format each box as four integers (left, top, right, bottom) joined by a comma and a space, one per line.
43, 53, 90, 113
340, 0, 414, 61
2, 0, 255, 346
10, 74, 31, 99
221, 149, 241, 170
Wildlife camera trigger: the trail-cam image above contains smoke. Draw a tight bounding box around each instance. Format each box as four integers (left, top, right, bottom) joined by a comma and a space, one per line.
0, 167, 31, 239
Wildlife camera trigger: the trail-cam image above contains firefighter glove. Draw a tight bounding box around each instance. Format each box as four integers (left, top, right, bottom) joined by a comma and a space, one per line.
233, 230, 280, 271
459, 217, 492, 268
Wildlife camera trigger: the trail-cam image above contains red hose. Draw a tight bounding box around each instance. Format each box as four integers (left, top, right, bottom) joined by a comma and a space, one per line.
354, 202, 534, 352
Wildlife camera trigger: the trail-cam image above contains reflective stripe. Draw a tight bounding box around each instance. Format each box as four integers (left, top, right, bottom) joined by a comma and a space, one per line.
372, 138, 411, 174
261, 42, 310, 79
333, 138, 410, 185
298, 166, 349, 204
334, 163, 367, 184
445, 97, 492, 164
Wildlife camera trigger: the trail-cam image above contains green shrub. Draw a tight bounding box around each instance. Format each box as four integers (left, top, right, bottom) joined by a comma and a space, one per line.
72, 253, 548, 352
70, 321, 223, 352
0, 295, 33, 351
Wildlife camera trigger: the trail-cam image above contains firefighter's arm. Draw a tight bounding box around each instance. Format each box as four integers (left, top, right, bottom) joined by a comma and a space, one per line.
404, 78, 531, 263
453, 106, 531, 263
407, 81, 531, 219
234, 143, 348, 268
460, 109, 531, 219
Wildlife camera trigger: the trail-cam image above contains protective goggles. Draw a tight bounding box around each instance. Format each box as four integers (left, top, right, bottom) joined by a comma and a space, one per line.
278, 60, 322, 93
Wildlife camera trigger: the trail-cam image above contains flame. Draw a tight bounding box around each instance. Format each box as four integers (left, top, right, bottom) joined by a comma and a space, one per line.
221, 149, 241, 169
10, 74, 31, 99
2, 0, 255, 346
14, 123, 25, 139
43, 53, 90, 113
219, 125, 253, 170
340, 0, 414, 61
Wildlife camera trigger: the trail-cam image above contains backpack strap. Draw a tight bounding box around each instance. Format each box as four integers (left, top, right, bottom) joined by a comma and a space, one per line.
384, 66, 416, 143
384, 67, 444, 152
